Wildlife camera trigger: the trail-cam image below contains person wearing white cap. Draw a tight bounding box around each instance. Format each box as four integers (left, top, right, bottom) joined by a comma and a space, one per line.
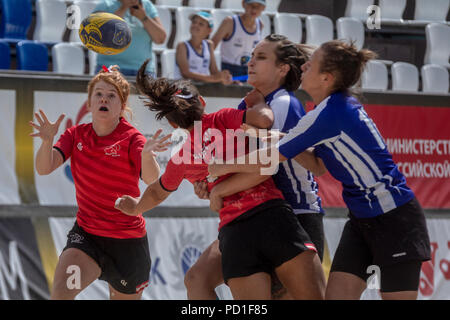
174, 11, 232, 84
212, 0, 266, 81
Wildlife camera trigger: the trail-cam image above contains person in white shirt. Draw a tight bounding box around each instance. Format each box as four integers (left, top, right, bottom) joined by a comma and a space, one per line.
175, 11, 232, 84
212, 0, 266, 81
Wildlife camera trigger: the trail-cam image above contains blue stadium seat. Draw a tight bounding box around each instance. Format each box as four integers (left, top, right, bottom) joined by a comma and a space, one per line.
0, 41, 11, 69
0, 0, 33, 43
16, 40, 49, 71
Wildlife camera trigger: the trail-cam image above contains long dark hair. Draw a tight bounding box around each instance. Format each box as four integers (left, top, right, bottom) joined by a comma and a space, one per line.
264, 34, 312, 91
136, 60, 204, 129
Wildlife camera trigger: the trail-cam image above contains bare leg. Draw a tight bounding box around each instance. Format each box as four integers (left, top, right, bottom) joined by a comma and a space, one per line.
50, 248, 101, 300
228, 272, 272, 300
184, 240, 224, 300
275, 250, 326, 300
325, 271, 367, 300
109, 285, 143, 300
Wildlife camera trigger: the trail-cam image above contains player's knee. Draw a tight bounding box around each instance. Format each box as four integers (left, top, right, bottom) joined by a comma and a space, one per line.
184, 265, 215, 291
184, 266, 202, 290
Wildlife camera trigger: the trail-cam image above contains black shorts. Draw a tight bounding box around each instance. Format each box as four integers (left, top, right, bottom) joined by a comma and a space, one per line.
218, 200, 317, 283
330, 197, 431, 292
63, 222, 152, 295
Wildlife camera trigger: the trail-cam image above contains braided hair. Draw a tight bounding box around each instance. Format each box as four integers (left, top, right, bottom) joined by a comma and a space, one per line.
264, 34, 313, 91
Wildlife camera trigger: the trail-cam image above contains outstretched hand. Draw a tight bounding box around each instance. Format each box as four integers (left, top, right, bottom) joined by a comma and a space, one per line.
29, 109, 65, 142
142, 129, 172, 157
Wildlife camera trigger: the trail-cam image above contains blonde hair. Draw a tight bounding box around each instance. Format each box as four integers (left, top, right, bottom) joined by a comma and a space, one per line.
87, 65, 133, 119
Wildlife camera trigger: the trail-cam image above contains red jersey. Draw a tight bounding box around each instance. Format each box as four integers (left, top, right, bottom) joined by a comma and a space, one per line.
160, 108, 284, 229
54, 117, 146, 239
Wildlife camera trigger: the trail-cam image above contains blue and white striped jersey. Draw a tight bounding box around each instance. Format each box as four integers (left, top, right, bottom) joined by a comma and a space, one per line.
239, 87, 323, 214
277, 91, 414, 218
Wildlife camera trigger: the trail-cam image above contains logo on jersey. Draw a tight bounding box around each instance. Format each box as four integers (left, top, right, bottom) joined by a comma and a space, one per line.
104, 144, 121, 157
77, 142, 83, 151
69, 232, 84, 244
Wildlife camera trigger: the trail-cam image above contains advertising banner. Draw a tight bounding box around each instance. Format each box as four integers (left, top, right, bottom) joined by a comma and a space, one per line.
0, 90, 20, 204
315, 104, 450, 209
0, 218, 50, 300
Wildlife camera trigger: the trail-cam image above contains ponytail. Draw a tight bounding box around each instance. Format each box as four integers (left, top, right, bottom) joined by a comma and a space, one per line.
319, 40, 377, 93
136, 60, 204, 129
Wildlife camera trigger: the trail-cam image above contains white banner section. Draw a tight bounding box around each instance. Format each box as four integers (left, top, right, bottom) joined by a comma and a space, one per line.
33, 91, 241, 207
324, 217, 450, 300
49, 216, 450, 300
49, 217, 233, 300
0, 90, 20, 204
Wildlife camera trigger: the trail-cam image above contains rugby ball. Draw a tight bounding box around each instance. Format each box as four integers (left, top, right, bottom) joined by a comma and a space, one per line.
79, 12, 132, 55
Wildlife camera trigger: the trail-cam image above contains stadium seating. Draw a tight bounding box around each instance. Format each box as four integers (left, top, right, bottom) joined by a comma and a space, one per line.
69, 0, 100, 43
424, 23, 450, 69
0, 41, 11, 70
378, 0, 406, 26
336, 17, 365, 50
161, 49, 176, 78
273, 13, 302, 44
211, 8, 234, 36
408, 0, 450, 26
214, 49, 221, 70
421, 64, 449, 94
259, 13, 271, 38
264, 0, 281, 15
189, 0, 215, 10
344, 0, 373, 21
391, 62, 419, 92
174, 7, 198, 48
0, 0, 33, 43
16, 40, 49, 71
361, 60, 389, 91
51, 43, 85, 75
154, 0, 183, 8
88, 50, 97, 75
154, 6, 173, 52
220, 0, 243, 11
305, 15, 334, 47
33, 0, 67, 43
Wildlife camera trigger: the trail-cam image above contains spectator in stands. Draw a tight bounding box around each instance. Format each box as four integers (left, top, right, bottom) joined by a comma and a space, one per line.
212, 0, 266, 81
29, 66, 171, 299
209, 40, 432, 300
174, 11, 232, 85
94, 0, 166, 76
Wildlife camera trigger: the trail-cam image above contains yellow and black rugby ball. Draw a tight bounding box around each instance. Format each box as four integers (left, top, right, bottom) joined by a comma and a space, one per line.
79, 12, 132, 55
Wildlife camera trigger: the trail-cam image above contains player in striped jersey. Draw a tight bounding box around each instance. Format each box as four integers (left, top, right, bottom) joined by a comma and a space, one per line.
30, 66, 171, 299
115, 60, 326, 299
185, 35, 326, 300
210, 40, 431, 300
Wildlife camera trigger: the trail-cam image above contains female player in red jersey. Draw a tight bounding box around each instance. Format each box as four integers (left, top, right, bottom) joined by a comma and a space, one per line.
115, 60, 326, 300
29, 66, 171, 300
